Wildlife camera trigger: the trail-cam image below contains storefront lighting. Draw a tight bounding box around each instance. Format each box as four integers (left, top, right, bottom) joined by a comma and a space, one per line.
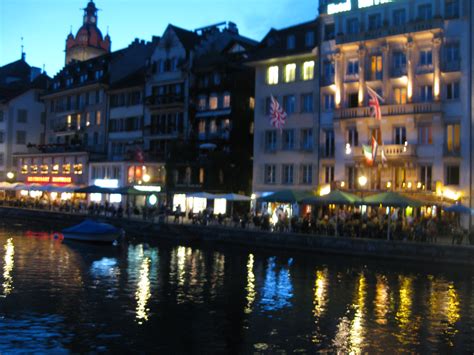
358, 176, 368, 188
50, 192, 58, 200
20, 190, 28, 196
251, 193, 256, 200
340, 181, 346, 188
6, 172, 14, 180
134, 185, 161, 192
417, 182, 422, 189
386, 181, 392, 189
142, 174, 151, 183
319, 184, 331, 196
148, 194, 158, 206
61, 192, 72, 200
407, 181, 412, 189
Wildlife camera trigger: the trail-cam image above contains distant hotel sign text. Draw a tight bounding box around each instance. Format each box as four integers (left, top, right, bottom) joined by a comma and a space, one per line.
328, 0, 392, 15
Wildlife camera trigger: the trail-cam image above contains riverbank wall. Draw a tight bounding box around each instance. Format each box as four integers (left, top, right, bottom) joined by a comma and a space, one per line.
1, 206, 474, 267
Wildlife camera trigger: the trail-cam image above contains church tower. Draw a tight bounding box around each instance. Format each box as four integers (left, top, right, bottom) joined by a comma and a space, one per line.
65, 1, 111, 64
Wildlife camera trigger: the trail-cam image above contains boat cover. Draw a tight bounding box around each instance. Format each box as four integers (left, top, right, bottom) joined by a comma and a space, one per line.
62, 220, 120, 234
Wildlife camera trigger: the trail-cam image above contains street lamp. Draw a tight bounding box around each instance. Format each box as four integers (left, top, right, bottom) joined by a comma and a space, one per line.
358, 175, 368, 201
143, 173, 151, 183
6, 171, 15, 182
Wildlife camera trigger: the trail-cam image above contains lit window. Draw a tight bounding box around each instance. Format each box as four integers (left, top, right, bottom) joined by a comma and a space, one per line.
446, 123, 460, 152
249, 97, 255, 109
40, 164, 49, 174
198, 96, 207, 111
210, 120, 217, 133
62, 164, 71, 174
267, 66, 279, 85
209, 95, 218, 110
96, 111, 101, 125
284, 63, 296, 83
394, 87, 407, 104
21, 165, 28, 174
73, 164, 83, 175
223, 94, 231, 108
86, 112, 91, 126
199, 168, 205, 184
31, 165, 38, 174
198, 121, 206, 135
52, 164, 59, 174
302, 61, 314, 81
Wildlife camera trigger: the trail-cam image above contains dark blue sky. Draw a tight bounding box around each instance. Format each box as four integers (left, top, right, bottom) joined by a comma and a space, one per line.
0, 0, 318, 76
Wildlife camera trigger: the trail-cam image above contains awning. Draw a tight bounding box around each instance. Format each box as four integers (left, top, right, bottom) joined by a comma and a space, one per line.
186, 192, 219, 199
258, 189, 314, 203
363, 192, 422, 207
214, 193, 251, 201
301, 190, 362, 205
75, 185, 117, 194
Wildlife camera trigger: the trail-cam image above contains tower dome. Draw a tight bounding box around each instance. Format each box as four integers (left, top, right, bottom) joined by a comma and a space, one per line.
65, 0, 111, 64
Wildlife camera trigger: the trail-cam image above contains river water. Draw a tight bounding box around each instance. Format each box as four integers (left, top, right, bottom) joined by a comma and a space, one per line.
0, 225, 473, 353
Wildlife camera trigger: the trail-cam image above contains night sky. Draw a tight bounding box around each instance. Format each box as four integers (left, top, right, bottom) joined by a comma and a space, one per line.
0, 0, 318, 76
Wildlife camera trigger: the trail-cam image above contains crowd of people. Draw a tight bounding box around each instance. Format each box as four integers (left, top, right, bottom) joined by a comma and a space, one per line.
1, 195, 472, 245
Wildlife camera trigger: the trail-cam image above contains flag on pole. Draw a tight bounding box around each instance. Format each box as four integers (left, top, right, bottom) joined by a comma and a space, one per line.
269, 95, 287, 130
371, 136, 378, 162
367, 85, 384, 121
381, 147, 387, 165
362, 145, 373, 166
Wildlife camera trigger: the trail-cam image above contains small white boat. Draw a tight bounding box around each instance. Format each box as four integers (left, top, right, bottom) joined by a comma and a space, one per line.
62, 220, 123, 243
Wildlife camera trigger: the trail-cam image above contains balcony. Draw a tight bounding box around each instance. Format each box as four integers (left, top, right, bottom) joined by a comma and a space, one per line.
416, 64, 434, 75
53, 124, 84, 135
336, 18, 443, 45
145, 94, 184, 108
366, 71, 383, 82
334, 102, 442, 120
443, 145, 461, 157
442, 60, 461, 73
321, 76, 335, 86
391, 66, 407, 78
349, 144, 416, 160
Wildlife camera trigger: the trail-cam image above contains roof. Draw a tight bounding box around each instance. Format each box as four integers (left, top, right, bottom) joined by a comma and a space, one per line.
0, 59, 31, 85
248, 20, 318, 63
169, 25, 201, 51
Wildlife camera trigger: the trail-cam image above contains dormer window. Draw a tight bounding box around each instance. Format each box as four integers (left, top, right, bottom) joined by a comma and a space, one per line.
66, 78, 73, 86
80, 74, 88, 83
287, 35, 296, 50
305, 31, 314, 47
95, 70, 104, 79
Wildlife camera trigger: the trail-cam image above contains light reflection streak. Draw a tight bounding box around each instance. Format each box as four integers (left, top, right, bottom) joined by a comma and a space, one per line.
395, 275, 420, 345
135, 257, 151, 324
245, 254, 256, 314
374, 274, 389, 325
259, 257, 293, 311
349, 273, 366, 352
177, 246, 186, 286
313, 269, 328, 318
2, 238, 14, 296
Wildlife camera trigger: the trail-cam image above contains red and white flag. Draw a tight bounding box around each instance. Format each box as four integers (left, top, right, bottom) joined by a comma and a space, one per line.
269, 95, 287, 130
371, 136, 378, 162
367, 85, 384, 121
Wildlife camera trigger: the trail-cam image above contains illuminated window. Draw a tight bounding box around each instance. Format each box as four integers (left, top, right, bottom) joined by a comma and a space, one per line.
52, 164, 59, 174
67, 115, 72, 128
446, 123, 460, 152
302, 61, 314, 81
21, 165, 28, 174
209, 95, 218, 110
96, 111, 101, 125
284, 63, 296, 83
418, 125, 432, 145
370, 55, 383, 80
199, 168, 204, 184
77, 114, 81, 129
31, 165, 38, 174
223, 93, 231, 108
249, 97, 255, 109
86, 112, 91, 126
73, 164, 83, 175
393, 87, 407, 104
198, 121, 206, 135
267, 66, 279, 85
198, 96, 207, 111
210, 120, 217, 133
62, 164, 71, 174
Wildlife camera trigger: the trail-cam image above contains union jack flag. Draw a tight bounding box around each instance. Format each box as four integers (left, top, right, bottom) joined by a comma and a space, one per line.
269, 95, 287, 130
367, 85, 384, 121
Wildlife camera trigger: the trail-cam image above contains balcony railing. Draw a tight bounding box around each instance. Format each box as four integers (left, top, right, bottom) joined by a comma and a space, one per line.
416, 64, 434, 75
145, 94, 184, 107
391, 66, 407, 78
443, 145, 461, 157
442, 60, 461, 73
349, 144, 416, 159
334, 102, 442, 120
336, 18, 443, 44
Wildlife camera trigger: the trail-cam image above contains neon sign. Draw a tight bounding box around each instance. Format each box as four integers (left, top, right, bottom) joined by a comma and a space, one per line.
358, 0, 392, 8
27, 176, 72, 184
328, 0, 351, 14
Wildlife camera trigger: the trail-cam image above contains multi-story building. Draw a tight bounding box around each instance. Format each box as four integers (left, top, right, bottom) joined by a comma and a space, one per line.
318, 0, 472, 217
190, 22, 257, 195
144, 25, 198, 194
0, 56, 48, 181
249, 21, 319, 197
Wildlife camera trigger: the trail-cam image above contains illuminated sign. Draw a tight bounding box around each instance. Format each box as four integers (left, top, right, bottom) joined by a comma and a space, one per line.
358, 0, 392, 8
328, 0, 351, 14
94, 179, 119, 188
27, 176, 72, 184
133, 185, 161, 192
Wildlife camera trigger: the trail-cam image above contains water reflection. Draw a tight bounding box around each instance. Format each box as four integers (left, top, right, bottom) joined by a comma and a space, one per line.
245, 253, 256, 314
374, 274, 389, 325
2, 237, 14, 296
312, 268, 328, 345
136, 257, 151, 324
259, 257, 293, 312
395, 275, 420, 346
127, 244, 158, 324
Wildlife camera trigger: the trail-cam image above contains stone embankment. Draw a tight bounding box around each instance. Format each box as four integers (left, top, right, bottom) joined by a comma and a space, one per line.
1, 206, 474, 266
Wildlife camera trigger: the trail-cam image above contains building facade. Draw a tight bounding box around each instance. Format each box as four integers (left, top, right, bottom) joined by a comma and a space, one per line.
318, 0, 471, 214
250, 21, 319, 197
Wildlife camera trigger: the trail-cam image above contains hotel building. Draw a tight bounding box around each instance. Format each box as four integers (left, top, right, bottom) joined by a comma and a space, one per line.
318, 0, 472, 214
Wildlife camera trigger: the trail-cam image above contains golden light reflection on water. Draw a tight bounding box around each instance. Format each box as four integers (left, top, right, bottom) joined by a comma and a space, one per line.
245, 254, 256, 314
177, 246, 187, 286
333, 273, 366, 353
428, 277, 461, 345
313, 269, 328, 319
135, 257, 151, 324
2, 238, 14, 296
374, 275, 389, 325
395, 275, 420, 346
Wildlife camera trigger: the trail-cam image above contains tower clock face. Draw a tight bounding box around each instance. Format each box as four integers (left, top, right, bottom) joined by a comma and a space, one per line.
90, 16, 96, 23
